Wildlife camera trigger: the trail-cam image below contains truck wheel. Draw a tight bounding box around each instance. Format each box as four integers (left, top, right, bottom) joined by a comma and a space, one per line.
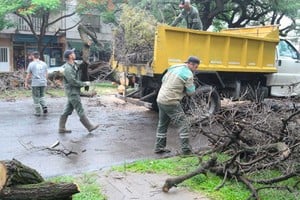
140, 87, 159, 111
151, 100, 159, 111
182, 86, 221, 118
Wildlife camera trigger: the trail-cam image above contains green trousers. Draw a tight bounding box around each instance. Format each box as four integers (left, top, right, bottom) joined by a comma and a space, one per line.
156, 102, 190, 139
61, 94, 85, 118
31, 86, 46, 115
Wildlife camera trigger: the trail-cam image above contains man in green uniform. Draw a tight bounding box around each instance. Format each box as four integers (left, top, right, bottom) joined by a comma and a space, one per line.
25, 51, 48, 116
171, 0, 203, 30
58, 49, 99, 133
154, 56, 200, 155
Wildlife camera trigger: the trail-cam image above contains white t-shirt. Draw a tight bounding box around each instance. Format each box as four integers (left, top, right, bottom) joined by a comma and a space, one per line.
27, 60, 48, 87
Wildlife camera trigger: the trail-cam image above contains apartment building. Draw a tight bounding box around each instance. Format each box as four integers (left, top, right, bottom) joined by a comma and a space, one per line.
65, 1, 113, 62
0, 13, 67, 72
0, 1, 112, 72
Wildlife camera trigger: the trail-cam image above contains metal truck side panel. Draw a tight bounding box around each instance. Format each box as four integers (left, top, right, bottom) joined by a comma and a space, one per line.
153, 25, 278, 74
112, 25, 279, 76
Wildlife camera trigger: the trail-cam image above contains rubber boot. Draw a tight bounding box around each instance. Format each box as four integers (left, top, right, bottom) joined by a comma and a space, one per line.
154, 137, 170, 154
34, 104, 41, 116
80, 114, 99, 132
180, 138, 192, 155
42, 106, 48, 114
58, 115, 72, 133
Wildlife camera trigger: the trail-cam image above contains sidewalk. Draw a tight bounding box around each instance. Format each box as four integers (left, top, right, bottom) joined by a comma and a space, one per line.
98, 171, 210, 200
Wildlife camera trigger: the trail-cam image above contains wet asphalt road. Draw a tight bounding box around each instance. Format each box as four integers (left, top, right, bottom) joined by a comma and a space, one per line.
0, 95, 208, 177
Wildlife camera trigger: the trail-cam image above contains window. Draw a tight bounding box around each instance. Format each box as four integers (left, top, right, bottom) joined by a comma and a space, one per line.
278, 40, 299, 59
0, 48, 8, 62
82, 14, 101, 33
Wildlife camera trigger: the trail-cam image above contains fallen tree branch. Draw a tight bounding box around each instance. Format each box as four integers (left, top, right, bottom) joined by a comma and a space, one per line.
162, 156, 217, 192
19, 140, 78, 157
0, 159, 80, 199
0, 182, 79, 200
166, 97, 300, 198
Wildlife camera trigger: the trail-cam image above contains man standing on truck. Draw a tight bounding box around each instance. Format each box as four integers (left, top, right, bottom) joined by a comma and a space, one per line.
58, 49, 99, 133
25, 51, 48, 116
171, 0, 203, 30
154, 56, 200, 155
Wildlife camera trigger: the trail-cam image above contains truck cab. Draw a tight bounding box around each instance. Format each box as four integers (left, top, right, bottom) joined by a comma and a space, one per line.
266, 40, 300, 97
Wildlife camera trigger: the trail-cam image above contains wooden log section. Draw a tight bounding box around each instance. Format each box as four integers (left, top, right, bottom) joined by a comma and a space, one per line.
0, 159, 44, 189
0, 162, 6, 190
0, 182, 80, 200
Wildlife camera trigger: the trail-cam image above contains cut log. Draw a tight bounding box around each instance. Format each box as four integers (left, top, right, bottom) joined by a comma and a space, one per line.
0, 163, 7, 190
0, 159, 44, 189
0, 182, 80, 200
80, 90, 97, 97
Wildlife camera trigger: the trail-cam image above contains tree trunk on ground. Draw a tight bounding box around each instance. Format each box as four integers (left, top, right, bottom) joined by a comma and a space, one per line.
0, 182, 79, 200
0, 159, 44, 189
80, 90, 97, 97
0, 159, 80, 199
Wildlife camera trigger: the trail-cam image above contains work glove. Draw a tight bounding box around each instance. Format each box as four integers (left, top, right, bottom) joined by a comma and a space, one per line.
83, 81, 91, 86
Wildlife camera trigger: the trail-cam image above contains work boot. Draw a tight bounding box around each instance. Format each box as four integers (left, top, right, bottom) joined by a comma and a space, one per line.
34, 104, 41, 116
58, 115, 72, 133
180, 138, 192, 155
80, 114, 99, 133
154, 137, 171, 154
42, 106, 48, 114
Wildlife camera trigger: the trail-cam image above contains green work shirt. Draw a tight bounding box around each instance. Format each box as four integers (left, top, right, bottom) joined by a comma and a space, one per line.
63, 62, 85, 96
171, 6, 203, 30
157, 64, 195, 105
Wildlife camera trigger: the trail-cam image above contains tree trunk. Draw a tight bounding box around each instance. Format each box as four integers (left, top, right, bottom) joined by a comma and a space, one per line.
0, 182, 79, 200
0, 159, 44, 189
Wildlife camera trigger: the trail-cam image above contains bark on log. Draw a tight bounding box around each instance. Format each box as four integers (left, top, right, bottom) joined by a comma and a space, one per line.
78, 24, 102, 63
79, 61, 90, 91
0, 182, 79, 200
80, 90, 97, 97
0, 159, 44, 189
162, 157, 217, 192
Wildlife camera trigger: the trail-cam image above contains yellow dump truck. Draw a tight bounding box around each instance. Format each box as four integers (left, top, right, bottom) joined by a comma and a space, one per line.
112, 25, 300, 112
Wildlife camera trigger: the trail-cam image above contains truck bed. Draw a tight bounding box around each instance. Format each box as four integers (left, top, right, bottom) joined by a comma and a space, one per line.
112, 25, 279, 76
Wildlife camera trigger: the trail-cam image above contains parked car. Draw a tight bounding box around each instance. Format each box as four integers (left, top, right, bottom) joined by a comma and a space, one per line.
47, 65, 65, 75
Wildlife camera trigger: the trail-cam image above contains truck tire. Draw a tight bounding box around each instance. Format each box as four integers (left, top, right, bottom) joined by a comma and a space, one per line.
182, 86, 221, 117
151, 100, 158, 111
140, 87, 159, 111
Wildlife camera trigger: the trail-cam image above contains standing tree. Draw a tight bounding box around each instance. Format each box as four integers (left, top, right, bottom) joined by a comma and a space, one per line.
1, 0, 75, 59
193, 0, 300, 34
0, 0, 108, 59
267, 0, 300, 36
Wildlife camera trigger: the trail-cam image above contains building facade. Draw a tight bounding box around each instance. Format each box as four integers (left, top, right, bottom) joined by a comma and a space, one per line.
65, 1, 113, 62
0, 0, 113, 72
0, 14, 66, 72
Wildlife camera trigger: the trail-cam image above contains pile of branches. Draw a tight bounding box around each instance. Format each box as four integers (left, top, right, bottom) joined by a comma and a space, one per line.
113, 5, 157, 65
0, 71, 26, 91
164, 98, 300, 199
88, 61, 112, 81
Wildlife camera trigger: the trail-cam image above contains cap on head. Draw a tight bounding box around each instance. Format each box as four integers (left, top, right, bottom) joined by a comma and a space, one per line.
31, 51, 40, 59
185, 56, 200, 65
63, 48, 75, 59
